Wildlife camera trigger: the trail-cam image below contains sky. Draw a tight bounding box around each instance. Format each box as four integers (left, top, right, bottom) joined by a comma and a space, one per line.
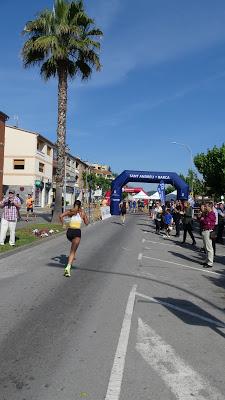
1, 0, 225, 189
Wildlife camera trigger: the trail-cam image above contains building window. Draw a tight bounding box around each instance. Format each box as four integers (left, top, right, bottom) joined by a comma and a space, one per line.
37, 140, 44, 152
47, 146, 51, 156
39, 162, 44, 173
13, 159, 25, 170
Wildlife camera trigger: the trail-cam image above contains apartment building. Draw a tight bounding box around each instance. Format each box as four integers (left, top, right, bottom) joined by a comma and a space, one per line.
89, 162, 113, 181
3, 126, 54, 207
52, 150, 90, 205
90, 163, 110, 171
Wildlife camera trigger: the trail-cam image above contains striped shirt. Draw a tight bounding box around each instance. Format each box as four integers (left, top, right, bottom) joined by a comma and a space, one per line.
0, 197, 21, 221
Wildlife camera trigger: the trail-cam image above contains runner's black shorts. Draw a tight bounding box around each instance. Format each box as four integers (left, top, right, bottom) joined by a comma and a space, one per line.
27, 208, 33, 213
66, 228, 81, 241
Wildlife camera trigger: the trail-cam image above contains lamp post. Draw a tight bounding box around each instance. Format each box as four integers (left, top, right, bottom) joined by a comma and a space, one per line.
171, 141, 194, 195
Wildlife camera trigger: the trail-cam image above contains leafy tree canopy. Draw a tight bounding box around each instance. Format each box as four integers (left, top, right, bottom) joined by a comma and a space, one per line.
194, 144, 225, 197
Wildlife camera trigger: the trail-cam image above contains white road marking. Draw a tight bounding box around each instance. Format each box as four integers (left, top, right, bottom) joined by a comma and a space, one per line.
138, 253, 143, 261
136, 318, 224, 400
105, 285, 137, 400
121, 247, 133, 251
142, 238, 146, 243
136, 292, 225, 328
138, 271, 156, 278
142, 255, 223, 276
143, 239, 176, 247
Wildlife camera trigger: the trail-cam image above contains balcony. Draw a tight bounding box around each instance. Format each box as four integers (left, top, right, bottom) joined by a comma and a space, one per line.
36, 149, 45, 158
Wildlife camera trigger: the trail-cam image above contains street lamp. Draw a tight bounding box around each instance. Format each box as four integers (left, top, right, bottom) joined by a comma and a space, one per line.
171, 141, 194, 194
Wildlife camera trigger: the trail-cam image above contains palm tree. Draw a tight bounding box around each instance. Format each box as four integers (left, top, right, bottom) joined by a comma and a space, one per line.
22, 0, 103, 222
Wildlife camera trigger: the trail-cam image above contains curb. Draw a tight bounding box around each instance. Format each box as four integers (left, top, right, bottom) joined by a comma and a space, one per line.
0, 217, 108, 260
0, 231, 66, 260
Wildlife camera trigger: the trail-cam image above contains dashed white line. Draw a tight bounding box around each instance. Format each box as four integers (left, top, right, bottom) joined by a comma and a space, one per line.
138, 253, 143, 261
142, 255, 223, 276
143, 239, 176, 247
105, 285, 137, 400
136, 318, 224, 400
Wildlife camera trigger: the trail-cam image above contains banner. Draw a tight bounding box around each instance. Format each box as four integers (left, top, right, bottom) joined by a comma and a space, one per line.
157, 180, 166, 205
100, 206, 111, 220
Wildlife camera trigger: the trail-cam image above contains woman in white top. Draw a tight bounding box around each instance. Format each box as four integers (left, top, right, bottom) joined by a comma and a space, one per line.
59, 200, 88, 277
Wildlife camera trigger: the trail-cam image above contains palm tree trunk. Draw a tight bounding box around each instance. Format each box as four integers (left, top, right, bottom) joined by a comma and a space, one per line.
52, 67, 68, 223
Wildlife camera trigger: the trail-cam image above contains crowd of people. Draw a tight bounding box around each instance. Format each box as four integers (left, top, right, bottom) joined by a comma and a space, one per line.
119, 197, 224, 269
150, 199, 224, 268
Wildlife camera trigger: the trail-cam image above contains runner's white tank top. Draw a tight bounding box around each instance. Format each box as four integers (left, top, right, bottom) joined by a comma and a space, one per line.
69, 213, 82, 229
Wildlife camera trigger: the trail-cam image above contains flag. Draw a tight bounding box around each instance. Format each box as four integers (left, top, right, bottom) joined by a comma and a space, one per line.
157, 180, 166, 205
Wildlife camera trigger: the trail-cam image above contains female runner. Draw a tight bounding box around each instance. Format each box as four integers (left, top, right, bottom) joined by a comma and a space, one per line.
59, 200, 88, 277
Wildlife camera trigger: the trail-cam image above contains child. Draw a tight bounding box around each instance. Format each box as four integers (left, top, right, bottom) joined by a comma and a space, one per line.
163, 208, 173, 237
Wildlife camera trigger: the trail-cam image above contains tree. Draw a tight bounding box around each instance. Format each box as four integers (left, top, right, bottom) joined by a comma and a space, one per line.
165, 185, 175, 195
194, 144, 225, 198
22, 0, 103, 221
179, 170, 205, 196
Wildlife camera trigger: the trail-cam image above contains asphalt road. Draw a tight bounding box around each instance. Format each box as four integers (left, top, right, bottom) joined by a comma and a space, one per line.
0, 213, 225, 400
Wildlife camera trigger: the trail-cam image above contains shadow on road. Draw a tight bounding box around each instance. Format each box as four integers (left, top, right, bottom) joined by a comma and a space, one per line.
203, 271, 225, 292
46, 259, 225, 313
139, 297, 225, 339
168, 250, 203, 264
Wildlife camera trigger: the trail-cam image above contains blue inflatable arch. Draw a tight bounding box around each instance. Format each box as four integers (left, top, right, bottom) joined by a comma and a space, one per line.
110, 170, 189, 215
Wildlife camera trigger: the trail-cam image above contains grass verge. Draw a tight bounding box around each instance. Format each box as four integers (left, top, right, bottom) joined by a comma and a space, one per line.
0, 223, 64, 253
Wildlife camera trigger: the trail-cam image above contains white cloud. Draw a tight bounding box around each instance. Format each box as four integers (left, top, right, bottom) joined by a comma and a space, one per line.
84, 0, 225, 88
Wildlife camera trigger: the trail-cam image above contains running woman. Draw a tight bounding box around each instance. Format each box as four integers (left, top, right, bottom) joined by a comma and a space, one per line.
59, 200, 88, 277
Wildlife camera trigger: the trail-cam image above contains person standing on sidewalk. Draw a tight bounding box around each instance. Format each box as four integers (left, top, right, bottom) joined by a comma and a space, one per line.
153, 202, 163, 234
216, 203, 224, 244
26, 194, 35, 222
172, 200, 182, 237
0, 190, 21, 246
59, 200, 88, 277
200, 203, 216, 268
181, 201, 196, 246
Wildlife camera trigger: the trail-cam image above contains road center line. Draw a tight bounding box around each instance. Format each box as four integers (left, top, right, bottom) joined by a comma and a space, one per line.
136, 318, 224, 400
138, 253, 143, 261
136, 292, 225, 328
142, 255, 223, 276
143, 239, 176, 247
105, 285, 137, 400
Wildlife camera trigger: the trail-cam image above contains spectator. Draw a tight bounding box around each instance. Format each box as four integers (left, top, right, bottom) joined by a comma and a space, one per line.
216, 203, 224, 244
172, 200, 182, 237
0, 189, 21, 246
153, 202, 163, 234
16, 193, 23, 221
200, 202, 216, 268
163, 208, 173, 237
181, 201, 196, 246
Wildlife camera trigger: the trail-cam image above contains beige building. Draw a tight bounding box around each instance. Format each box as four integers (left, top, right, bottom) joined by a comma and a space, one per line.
52, 150, 90, 206
3, 126, 54, 207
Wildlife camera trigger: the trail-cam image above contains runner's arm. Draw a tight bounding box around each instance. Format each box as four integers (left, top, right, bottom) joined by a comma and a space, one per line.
82, 212, 89, 225
59, 210, 71, 224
